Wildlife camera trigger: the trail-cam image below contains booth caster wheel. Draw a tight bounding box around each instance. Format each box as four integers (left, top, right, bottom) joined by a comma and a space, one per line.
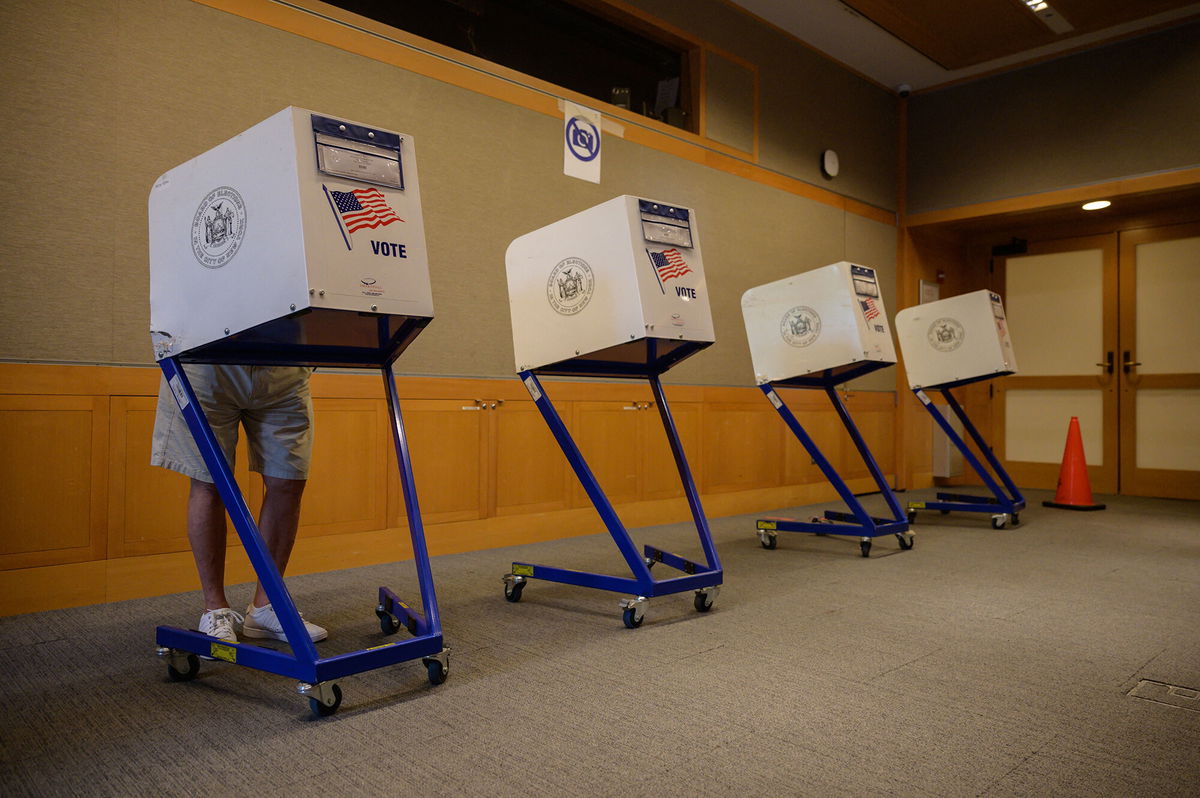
620, 597, 647, 629
376, 605, 402, 636
1011, 512, 1021, 526
503, 574, 526, 602
423, 654, 449, 686
860, 540, 872, 558
300, 682, 342, 718
164, 651, 200, 682
758, 531, 777, 550
693, 586, 719, 613
906, 509, 917, 525
991, 514, 1009, 530
897, 533, 914, 550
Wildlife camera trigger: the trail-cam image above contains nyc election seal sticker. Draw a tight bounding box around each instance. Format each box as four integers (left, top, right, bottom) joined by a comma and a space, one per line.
547, 257, 594, 315
780, 306, 821, 347
928, 317, 965, 352
191, 186, 247, 269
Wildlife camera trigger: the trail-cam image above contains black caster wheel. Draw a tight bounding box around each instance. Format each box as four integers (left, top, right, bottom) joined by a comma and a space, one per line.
166, 653, 200, 682
377, 607, 401, 636
907, 509, 917, 524
897, 533, 914, 550
941, 509, 950, 515
760, 534, 777, 550
424, 658, 448, 686
622, 607, 644, 629
991, 515, 1008, 530
1011, 513, 1020, 526
860, 540, 872, 558
504, 579, 525, 603
309, 684, 343, 718
694, 591, 715, 613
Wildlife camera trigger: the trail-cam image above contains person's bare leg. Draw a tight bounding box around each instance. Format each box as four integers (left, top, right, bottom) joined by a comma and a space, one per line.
188, 479, 230, 610
251, 476, 307, 608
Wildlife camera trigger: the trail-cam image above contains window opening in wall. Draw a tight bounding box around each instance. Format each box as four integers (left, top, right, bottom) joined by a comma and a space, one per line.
324, 0, 695, 131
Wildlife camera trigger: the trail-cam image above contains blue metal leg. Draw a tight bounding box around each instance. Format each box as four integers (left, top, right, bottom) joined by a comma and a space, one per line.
382, 364, 442, 636
649, 374, 721, 574
825, 386, 907, 523
907, 387, 1026, 524
508, 371, 721, 616
755, 384, 910, 554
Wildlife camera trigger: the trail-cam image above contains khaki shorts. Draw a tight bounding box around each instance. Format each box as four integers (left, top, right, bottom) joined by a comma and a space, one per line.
151, 364, 314, 483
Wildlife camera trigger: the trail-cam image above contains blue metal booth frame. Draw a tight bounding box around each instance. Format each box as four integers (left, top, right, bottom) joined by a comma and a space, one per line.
752, 359, 913, 557
154, 309, 448, 717
502, 337, 722, 628
905, 374, 1025, 530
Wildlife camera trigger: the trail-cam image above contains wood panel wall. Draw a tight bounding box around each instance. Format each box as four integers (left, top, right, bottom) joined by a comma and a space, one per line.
0, 363, 901, 616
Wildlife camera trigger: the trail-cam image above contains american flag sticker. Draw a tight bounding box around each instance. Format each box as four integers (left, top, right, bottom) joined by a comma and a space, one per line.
860, 297, 882, 322
323, 184, 403, 249
647, 248, 692, 292
331, 187, 403, 232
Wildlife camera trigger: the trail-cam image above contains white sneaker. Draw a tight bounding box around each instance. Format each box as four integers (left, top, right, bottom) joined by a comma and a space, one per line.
198, 608, 243, 643
243, 602, 328, 643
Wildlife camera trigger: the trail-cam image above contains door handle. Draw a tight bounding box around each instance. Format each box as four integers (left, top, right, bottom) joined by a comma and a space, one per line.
1095, 351, 1113, 375
1122, 351, 1142, 374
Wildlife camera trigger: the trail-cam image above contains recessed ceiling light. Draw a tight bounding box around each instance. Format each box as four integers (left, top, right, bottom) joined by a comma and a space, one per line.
1021, 0, 1074, 34
1082, 200, 1111, 211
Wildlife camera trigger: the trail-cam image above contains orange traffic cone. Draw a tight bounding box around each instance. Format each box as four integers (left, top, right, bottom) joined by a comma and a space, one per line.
1042, 416, 1106, 511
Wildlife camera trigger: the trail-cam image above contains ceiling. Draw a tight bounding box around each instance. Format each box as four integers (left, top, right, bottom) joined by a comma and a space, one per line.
724, 0, 1200, 92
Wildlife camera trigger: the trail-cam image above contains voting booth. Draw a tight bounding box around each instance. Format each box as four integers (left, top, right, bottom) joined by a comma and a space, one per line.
502, 196, 721, 628
150, 108, 446, 716
741, 263, 911, 557
895, 290, 1025, 529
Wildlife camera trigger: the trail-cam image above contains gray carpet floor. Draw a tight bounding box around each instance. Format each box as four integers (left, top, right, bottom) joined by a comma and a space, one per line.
2, 488, 1198, 796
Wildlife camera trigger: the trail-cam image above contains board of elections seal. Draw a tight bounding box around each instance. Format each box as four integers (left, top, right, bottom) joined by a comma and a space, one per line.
780, 306, 821, 347
191, 186, 247, 269
928, 317, 965, 352
547, 257, 594, 315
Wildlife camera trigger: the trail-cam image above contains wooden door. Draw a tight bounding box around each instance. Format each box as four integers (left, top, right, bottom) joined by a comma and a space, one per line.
1117, 222, 1200, 499
995, 234, 1119, 493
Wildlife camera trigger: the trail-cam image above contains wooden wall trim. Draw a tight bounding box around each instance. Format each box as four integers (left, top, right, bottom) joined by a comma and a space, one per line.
0, 474, 889, 617
187, 0, 894, 227
905, 167, 1200, 228
0, 362, 907, 616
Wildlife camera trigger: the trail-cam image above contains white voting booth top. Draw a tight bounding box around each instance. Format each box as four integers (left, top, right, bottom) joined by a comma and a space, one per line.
741, 262, 895, 387
148, 106, 433, 367
505, 195, 714, 377
894, 289, 1018, 390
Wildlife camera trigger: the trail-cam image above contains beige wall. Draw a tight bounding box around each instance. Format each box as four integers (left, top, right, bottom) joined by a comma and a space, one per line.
907, 22, 1200, 214
628, 0, 900, 211
0, 0, 899, 392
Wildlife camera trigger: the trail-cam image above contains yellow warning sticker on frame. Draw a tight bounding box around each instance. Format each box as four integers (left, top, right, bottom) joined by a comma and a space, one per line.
757, 520, 777, 530
909, 502, 926, 509
210, 643, 237, 663
512, 564, 534, 577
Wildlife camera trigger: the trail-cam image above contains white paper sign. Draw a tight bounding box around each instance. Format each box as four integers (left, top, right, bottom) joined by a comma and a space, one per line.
563, 102, 601, 183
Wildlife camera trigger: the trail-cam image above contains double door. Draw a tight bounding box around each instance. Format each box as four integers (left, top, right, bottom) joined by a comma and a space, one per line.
995, 221, 1200, 499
